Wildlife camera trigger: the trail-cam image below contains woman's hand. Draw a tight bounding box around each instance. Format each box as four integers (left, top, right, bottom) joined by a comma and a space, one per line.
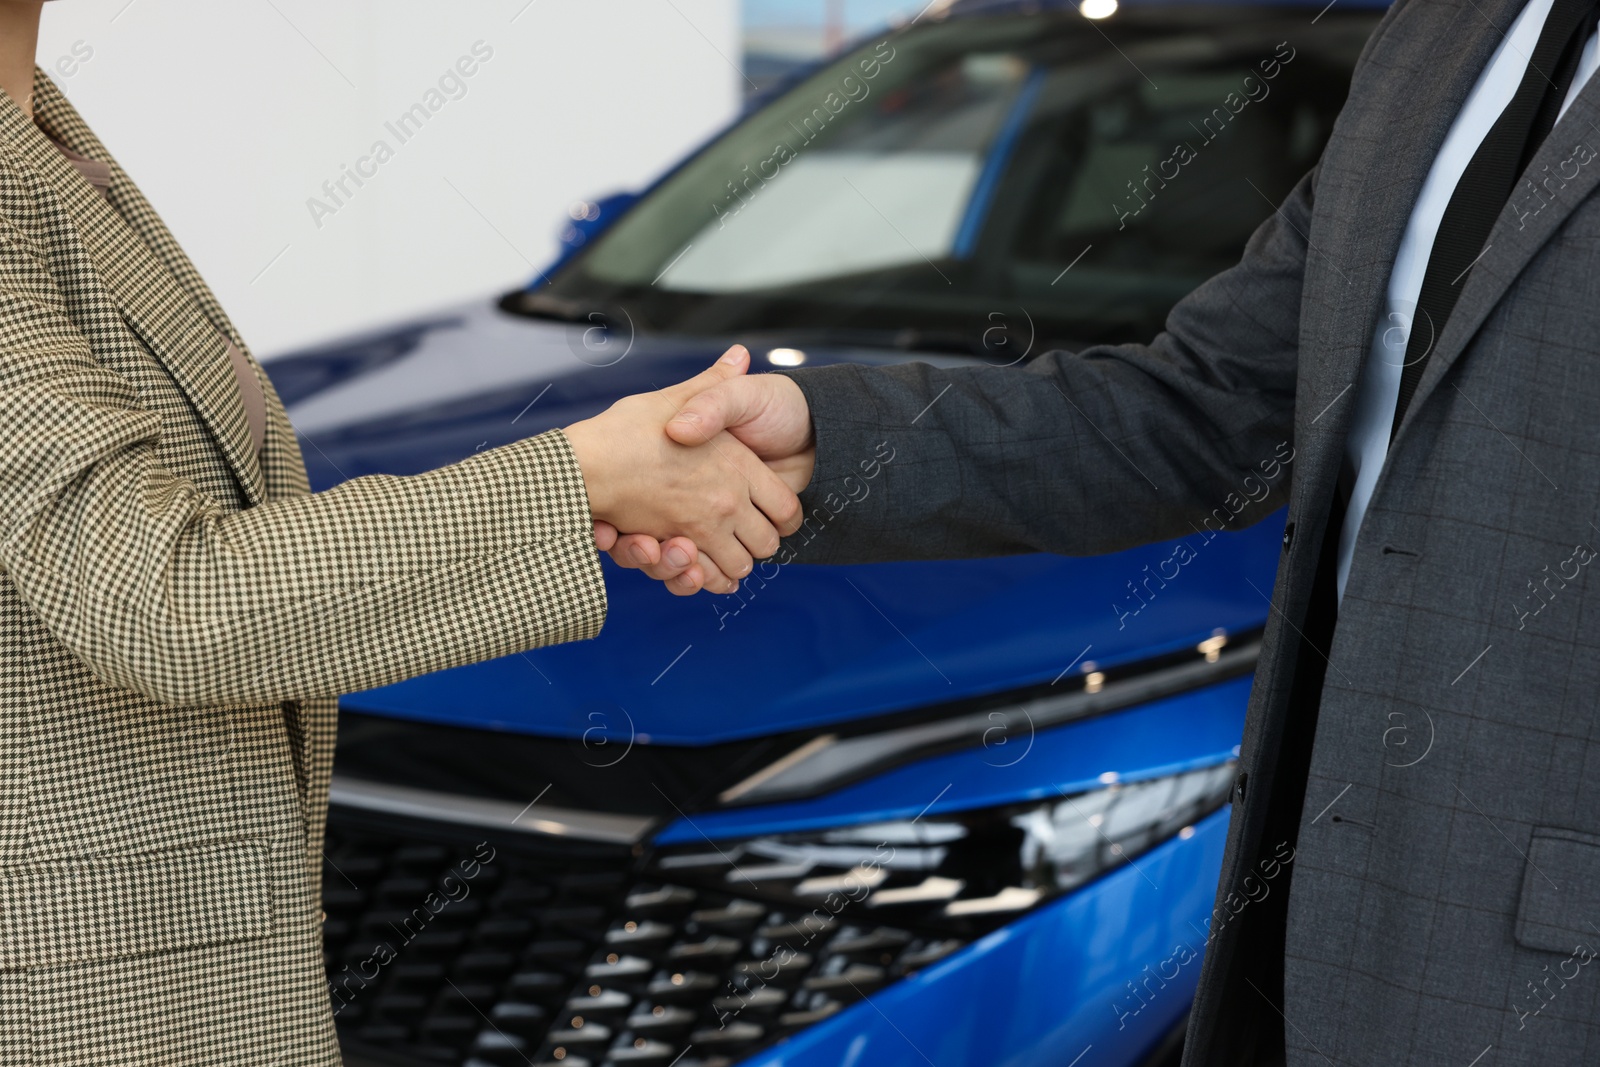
592, 519, 706, 594
564, 347, 803, 592
595, 351, 817, 595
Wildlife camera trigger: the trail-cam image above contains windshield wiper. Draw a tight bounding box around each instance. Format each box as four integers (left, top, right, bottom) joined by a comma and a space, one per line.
760, 326, 1013, 358
498, 289, 630, 331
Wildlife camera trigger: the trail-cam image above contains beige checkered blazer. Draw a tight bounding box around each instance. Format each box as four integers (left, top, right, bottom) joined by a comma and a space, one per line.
0, 69, 607, 1065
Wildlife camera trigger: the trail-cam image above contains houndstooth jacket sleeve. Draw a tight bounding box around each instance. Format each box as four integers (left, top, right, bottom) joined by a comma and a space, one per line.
0, 90, 608, 710
0, 66, 612, 1065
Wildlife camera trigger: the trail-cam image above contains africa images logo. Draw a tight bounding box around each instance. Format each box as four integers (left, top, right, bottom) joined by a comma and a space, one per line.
306, 41, 495, 229
1111, 41, 1297, 231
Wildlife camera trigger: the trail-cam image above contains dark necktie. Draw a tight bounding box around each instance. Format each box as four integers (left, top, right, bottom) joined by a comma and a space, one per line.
1390, 0, 1600, 437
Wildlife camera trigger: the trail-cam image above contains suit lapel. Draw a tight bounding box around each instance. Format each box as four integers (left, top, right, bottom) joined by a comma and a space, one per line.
1393, 60, 1600, 444
1292, 0, 1530, 509
12, 70, 266, 507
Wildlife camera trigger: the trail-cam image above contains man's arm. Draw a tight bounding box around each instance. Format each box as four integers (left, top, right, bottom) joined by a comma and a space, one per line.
617, 166, 1314, 589
786, 167, 1312, 563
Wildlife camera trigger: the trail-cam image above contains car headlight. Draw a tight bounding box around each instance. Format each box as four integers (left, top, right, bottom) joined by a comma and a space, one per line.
581, 758, 1238, 1066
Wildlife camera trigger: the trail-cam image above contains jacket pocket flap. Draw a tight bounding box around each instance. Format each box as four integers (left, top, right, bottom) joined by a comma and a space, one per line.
0, 839, 273, 969
1515, 826, 1600, 955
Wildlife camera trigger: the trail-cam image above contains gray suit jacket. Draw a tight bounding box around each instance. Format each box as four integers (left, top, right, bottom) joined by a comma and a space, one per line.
786, 0, 1600, 1062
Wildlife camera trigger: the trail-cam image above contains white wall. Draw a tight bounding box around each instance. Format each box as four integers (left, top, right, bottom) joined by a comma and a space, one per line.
37, 0, 740, 357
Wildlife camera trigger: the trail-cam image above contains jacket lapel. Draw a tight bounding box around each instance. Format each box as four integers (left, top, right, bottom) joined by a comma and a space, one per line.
1392, 64, 1600, 445
10, 70, 266, 507
1292, 0, 1526, 508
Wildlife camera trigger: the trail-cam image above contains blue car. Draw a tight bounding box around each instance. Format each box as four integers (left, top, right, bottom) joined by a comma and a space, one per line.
275, 2, 1383, 1065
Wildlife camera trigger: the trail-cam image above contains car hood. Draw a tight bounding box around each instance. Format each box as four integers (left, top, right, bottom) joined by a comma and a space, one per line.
273, 297, 1280, 746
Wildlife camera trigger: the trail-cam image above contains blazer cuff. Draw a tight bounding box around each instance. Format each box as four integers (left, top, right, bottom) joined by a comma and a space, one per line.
508, 428, 608, 642
775, 365, 903, 566
781, 364, 878, 504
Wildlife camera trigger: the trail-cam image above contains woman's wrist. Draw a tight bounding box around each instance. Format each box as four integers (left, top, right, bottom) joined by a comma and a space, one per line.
560, 419, 619, 523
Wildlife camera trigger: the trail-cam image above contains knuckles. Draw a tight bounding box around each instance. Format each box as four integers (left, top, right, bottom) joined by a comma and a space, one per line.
773, 492, 802, 533
753, 528, 781, 559
707, 491, 742, 521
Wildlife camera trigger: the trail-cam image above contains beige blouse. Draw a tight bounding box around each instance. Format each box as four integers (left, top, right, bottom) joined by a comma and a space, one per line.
44, 132, 268, 457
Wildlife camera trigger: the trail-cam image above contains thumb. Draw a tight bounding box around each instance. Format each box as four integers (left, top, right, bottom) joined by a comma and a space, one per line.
664, 375, 762, 446
668, 373, 812, 458
658, 345, 749, 408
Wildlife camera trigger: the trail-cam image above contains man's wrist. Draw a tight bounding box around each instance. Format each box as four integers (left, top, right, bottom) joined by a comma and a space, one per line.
773, 368, 837, 494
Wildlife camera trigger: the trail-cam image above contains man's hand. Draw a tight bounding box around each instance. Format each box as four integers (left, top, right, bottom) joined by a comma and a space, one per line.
564, 347, 804, 592
602, 349, 816, 594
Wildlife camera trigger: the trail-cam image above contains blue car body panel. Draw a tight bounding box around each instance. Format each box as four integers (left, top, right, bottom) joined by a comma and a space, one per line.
343, 535, 1280, 745
652, 675, 1249, 845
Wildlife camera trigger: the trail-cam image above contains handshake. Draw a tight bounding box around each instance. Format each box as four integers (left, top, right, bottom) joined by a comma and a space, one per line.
562, 345, 815, 596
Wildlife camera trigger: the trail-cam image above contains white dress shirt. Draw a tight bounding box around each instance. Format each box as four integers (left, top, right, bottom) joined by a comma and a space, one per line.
1336, 0, 1600, 600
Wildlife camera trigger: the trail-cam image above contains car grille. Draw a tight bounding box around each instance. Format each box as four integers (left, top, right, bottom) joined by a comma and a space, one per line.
323, 812, 966, 1067
326, 752, 1237, 1066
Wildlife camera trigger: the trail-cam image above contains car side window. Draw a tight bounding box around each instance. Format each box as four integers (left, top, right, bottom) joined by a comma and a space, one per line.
986, 47, 1353, 340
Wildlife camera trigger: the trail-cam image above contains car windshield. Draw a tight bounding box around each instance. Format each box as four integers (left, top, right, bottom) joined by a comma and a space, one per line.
517, 9, 1374, 354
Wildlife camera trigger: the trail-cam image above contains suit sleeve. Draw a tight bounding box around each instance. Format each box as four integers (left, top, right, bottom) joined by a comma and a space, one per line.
779, 166, 1315, 565
0, 194, 607, 708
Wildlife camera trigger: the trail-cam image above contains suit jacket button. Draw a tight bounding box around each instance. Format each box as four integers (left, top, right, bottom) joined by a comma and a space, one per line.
1234, 771, 1248, 801
1282, 523, 1295, 552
